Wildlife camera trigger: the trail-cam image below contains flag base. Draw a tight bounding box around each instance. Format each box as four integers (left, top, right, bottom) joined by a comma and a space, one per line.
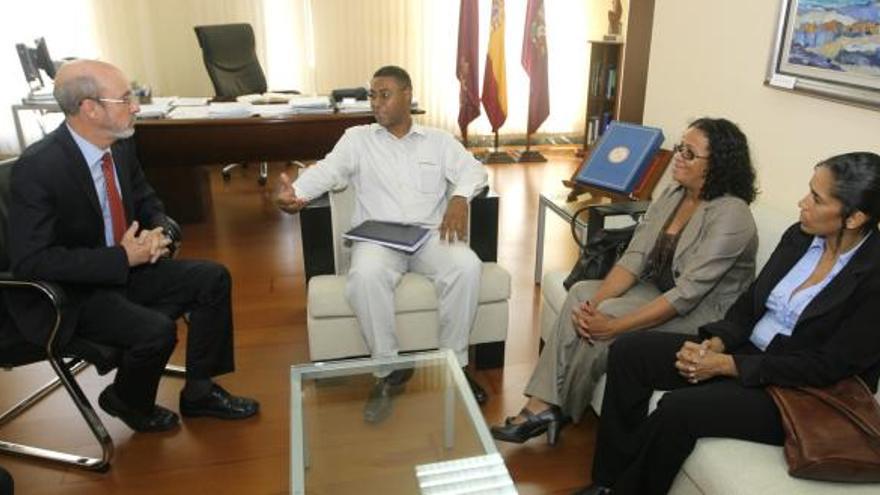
515, 150, 547, 163
481, 151, 516, 164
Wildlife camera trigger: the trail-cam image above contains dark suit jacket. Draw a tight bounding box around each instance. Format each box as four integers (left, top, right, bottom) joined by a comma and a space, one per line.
700, 223, 880, 391
6, 123, 167, 348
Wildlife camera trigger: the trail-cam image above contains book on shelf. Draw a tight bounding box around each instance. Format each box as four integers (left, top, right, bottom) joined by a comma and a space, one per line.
575, 121, 665, 195
591, 60, 603, 96
343, 220, 431, 253
606, 67, 617, 99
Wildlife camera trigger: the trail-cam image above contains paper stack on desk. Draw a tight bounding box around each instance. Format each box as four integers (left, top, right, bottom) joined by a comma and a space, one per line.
174, 96, 210, 106
168, 106, 210, 119
289, 96, 334, 114
136, 102, 171, 119
336, 99, 372, 113
236, 92, 294, 104
207, 102, 252, 118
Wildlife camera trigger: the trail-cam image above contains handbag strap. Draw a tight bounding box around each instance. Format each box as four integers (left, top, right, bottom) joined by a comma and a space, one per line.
569, 205, 594, 251
797, 377, 880, 439
568, 204, 643, 251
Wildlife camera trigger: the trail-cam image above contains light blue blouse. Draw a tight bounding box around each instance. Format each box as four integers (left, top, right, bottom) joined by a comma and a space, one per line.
749, 233, 870, 351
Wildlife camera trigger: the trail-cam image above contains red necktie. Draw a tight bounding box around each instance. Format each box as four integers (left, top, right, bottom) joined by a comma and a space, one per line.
101, 152, 127, 245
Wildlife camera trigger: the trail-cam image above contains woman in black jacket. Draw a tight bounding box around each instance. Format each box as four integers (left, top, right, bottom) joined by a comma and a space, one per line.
575, 151, 880, 495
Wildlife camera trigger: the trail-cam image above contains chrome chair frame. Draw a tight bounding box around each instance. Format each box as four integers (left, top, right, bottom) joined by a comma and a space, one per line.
0, 277, 188, 472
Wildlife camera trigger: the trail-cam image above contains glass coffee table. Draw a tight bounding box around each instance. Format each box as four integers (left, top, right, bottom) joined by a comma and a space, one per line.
291, 350, 512, 494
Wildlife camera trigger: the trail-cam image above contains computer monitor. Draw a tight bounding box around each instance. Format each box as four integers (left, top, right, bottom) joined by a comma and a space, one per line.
33, 37, 58, 80
16, 43, 44, 91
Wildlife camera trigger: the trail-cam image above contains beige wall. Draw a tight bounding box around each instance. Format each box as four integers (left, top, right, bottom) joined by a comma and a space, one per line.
644, 0, 880, 220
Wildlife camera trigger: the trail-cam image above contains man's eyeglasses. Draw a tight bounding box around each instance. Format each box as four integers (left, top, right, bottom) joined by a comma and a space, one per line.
98, 94, 136, 105
673, 143, 710, 161
83, 94, 137, 106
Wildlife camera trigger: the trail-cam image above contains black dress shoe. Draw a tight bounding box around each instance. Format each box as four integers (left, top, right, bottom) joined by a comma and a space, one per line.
180, 384, 259, 419
98, 385, 179, 433
462, 368, 488, 404
490, 406, 567, 445
363, 368, 414, 424
571, 484, 612, 495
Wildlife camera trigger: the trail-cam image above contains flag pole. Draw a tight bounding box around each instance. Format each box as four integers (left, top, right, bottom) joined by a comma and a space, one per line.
517, 132, 546, 162
483, 130, 514, 163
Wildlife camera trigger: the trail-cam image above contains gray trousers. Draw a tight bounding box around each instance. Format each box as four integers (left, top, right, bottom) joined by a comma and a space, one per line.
525, 279, 723, 422
345, 233, 482, 366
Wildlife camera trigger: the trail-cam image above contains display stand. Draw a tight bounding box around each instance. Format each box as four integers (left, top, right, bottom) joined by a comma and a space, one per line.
563, 148, 672, 202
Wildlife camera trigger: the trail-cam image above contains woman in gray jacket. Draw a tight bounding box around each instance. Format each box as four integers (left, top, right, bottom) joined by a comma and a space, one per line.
492, 118, 759, 445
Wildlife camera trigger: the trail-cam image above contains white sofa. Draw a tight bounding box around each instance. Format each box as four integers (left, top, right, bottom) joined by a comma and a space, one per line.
307, 185, 511, 367
539, 203, 880, 494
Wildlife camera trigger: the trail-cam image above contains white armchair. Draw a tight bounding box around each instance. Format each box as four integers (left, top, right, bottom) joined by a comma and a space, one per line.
305, 185, 511, 368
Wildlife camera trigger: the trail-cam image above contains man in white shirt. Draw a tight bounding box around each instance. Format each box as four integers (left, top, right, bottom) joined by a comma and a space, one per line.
276, 66, 489, 422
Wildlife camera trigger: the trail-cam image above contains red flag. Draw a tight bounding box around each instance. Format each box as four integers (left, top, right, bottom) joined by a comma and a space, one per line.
522, 0, 549, 135
456, 0, 480, 140
482, 0, 507, 132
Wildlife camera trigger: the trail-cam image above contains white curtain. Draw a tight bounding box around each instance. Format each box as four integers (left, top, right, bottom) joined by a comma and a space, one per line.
302, 0, 595, 138
0, 1, 100, 154
1, 0, 600, 154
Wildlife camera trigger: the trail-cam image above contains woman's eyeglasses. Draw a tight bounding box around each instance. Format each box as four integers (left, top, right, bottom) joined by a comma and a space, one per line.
673, 143, 710, 161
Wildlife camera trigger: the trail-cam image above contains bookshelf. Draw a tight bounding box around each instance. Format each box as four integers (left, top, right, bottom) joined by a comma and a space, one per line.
582, 41, 623, 150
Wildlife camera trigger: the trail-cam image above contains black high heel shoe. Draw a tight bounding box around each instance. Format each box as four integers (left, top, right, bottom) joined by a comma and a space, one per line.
490, 406, 567, 445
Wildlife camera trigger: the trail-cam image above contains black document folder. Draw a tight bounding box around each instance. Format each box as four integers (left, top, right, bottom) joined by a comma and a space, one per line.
343, 220, 431, 253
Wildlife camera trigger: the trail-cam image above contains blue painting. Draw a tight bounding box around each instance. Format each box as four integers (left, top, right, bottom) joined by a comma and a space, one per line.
780, 0, 880, 89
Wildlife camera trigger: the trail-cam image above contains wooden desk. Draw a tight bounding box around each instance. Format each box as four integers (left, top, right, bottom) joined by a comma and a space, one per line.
134, 112, 377, 223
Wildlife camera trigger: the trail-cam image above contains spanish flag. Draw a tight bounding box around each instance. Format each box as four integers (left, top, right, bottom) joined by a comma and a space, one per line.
481, 0, 507, 132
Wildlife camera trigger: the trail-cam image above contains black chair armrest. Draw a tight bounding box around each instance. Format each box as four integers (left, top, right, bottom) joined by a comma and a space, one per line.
0, 272, 67, 308
148, 215, 183, 257
0, 272, 68, 356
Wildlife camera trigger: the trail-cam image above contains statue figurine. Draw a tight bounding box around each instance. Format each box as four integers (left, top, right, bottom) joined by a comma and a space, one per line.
607, 0, 623, 38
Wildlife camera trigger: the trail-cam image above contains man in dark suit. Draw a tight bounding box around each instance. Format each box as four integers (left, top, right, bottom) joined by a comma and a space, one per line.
6, 59, 258, 432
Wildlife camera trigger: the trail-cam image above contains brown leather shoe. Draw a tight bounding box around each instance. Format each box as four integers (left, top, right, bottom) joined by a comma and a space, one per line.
98, 385, 179, 433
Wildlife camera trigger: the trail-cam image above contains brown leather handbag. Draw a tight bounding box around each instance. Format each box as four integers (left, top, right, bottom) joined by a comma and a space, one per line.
767, 377, 880, 482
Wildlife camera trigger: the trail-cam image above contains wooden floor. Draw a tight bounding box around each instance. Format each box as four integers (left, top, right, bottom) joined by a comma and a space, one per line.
0, 147, 601, 494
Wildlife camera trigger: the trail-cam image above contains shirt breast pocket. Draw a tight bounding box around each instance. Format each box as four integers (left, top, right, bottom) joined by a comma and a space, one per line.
417, 161, 443, 194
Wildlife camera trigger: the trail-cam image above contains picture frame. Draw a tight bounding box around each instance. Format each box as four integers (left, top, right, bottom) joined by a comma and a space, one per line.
766, 0, 880, 110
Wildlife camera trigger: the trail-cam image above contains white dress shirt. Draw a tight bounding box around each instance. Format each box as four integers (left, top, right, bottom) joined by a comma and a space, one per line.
293, 123, 488, 229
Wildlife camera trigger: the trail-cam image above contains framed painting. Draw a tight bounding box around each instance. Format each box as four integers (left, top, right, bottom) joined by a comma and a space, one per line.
766, 0, 880, 109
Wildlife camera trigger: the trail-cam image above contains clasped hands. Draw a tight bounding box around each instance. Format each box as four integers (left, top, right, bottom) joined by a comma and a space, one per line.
674, 338, 736, 384
572, 301, 621, 345
121, 221, 172, 266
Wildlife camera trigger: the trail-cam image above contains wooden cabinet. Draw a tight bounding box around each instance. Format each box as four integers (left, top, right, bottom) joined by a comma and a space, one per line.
582, 41, 623, 149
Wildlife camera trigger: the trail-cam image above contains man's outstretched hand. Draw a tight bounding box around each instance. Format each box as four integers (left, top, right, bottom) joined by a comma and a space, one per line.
275, 172, 309, 214
440, 196, 468, 242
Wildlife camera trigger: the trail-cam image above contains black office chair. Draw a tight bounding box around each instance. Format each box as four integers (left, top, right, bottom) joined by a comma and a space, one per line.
194, 23, 301, 185
0, 157, 185, 472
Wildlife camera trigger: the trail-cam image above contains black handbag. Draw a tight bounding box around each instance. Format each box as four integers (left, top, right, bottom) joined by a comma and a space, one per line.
562, 203, 645, 291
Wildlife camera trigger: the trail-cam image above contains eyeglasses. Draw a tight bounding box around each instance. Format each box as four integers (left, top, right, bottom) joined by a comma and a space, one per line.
82, 94, 137, 107
97, 95, 136, 105
673, 143, 710, 161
